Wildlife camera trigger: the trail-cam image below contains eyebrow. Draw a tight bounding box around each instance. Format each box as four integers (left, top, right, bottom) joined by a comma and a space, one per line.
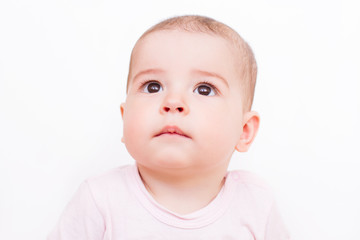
131, 68, 229, 87
132, 68, 165, 82
191, 69, 229, 87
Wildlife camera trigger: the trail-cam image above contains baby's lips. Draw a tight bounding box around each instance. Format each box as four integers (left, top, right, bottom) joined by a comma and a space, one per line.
155, 125, 191, 138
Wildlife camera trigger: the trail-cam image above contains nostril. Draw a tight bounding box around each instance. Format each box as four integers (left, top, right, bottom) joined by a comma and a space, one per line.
162, 106, 185, 113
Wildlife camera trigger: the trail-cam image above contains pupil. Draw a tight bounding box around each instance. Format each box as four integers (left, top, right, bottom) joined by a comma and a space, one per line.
147, 83, 160, 93
198, 85, 211, 95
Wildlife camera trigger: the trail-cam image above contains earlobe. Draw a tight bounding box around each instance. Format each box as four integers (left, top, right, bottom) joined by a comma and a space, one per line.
120, 103, 125, 143
120, 103, 125, 119
235, 111, 260, 152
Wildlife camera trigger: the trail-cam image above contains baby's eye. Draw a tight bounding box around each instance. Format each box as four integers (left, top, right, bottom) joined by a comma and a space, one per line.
143, 81, 163, 93
194, 84, 216, 96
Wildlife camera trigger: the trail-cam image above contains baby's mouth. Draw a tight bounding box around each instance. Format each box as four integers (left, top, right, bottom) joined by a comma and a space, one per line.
155, 126, 191, 138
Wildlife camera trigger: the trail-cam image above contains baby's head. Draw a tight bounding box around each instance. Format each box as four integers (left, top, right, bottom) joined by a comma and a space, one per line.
121, 16, 260, 175
127, 15, 257, 111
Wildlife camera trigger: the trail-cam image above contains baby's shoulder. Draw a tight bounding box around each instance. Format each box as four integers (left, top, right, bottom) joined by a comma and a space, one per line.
81, 165, 134, 202
228, 170, 269, 187
227, 170, 275, 201
87, 164, 131, 180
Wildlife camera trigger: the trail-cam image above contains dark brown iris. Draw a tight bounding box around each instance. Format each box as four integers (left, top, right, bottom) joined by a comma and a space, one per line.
147, 82, 161, 93
197, 85, 211, 95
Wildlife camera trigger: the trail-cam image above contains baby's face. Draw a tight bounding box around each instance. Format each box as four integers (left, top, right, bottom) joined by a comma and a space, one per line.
121, 30, 248, 174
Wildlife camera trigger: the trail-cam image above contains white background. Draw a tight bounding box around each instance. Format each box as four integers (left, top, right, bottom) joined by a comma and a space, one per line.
0, 0, 359, 239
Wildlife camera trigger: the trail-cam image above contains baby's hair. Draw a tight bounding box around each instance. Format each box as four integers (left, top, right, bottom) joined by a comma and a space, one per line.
127, 15, 257, 110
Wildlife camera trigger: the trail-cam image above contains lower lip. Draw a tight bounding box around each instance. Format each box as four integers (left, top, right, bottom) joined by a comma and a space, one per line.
156, 133, 190, 138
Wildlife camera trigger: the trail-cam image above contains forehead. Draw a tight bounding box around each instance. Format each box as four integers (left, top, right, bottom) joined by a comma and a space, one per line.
129, 30, 241, 83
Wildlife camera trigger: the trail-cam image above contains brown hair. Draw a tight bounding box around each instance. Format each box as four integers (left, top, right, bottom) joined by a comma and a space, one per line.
127, 15, 257, 110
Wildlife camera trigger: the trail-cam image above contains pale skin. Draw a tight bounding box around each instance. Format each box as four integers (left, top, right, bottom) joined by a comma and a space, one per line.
121, 30, 259, 215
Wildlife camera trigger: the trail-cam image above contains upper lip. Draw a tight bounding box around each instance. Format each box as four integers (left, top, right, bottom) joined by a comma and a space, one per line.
155, 126, 191, 138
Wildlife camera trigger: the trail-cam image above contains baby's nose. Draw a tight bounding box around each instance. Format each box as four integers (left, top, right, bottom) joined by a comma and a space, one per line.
160, 94, 189, 115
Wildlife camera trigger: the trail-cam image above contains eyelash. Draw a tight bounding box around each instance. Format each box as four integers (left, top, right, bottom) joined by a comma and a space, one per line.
195, 81, 219, 95
138, 80, 162, 91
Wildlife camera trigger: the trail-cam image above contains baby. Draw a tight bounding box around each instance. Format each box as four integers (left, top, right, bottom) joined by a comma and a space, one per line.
49, 15, 289, 239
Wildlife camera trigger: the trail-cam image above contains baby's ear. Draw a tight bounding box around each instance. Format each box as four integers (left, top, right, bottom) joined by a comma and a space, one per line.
235, 111, 260, 152
120, 103, 125, 143
120, 103, 125, 119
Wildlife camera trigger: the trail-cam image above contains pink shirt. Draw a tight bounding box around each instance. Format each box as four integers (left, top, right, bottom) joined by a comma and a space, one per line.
48, 165, 290, 239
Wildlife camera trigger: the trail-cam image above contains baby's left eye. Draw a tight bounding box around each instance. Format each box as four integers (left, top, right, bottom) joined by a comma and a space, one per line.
194, 84, 216, 96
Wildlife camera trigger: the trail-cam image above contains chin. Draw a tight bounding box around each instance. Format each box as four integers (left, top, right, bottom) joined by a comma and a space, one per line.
157, 156, 193, 169
137, 155, 194, 172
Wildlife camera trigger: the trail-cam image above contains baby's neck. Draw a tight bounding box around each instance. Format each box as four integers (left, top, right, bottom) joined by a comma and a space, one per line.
137, 164, 227, 215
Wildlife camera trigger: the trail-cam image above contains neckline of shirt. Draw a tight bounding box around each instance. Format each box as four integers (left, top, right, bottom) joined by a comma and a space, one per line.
126, 164, 236, 229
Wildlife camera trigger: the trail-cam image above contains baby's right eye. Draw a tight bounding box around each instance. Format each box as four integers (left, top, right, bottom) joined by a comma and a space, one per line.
142, 81, 163, 93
